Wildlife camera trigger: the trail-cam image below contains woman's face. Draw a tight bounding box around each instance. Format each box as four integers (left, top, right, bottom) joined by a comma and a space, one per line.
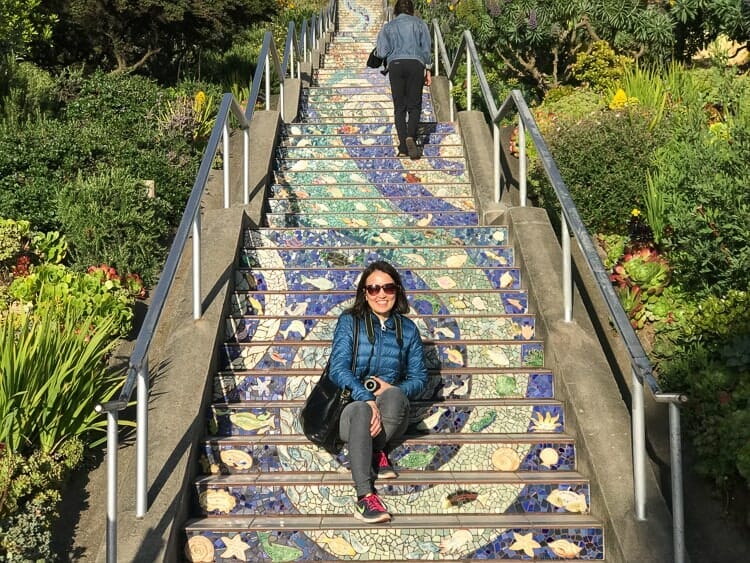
364, 270, 397, 320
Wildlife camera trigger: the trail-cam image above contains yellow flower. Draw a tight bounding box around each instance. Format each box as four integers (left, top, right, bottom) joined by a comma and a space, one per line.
609, 88, 628, 109
194, 90, 207, 112
631, 208, 641, 217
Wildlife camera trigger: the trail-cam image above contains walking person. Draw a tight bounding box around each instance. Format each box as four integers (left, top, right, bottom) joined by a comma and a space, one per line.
375, 0, 433, 159
328, 261, 428, 523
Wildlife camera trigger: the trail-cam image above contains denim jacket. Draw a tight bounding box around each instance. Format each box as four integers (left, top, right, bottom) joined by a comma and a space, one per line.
376, 13, 433, 69
328, 311, 428, 402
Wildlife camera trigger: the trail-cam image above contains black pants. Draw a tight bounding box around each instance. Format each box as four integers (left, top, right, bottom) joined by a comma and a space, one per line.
387, 59, 424, 153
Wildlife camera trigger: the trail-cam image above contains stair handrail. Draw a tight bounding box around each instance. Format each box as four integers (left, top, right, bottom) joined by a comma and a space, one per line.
429, 21, 688, 563
93, 2, 337, 561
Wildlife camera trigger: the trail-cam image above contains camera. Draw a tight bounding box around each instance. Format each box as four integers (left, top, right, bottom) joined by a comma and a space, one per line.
364, 377, 380, 392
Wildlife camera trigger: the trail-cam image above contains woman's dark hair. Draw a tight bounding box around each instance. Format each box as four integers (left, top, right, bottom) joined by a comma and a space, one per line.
349, 260, 410, 317
394, 0, 414, 16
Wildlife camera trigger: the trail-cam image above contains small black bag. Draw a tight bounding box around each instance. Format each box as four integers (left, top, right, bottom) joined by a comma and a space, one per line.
366, 47, 384, 69
299, 319, 360, 454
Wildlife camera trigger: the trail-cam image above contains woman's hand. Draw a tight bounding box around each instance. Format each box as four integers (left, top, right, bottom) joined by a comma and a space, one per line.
367, 400, 382, 437
424, 70, 432, 87
370, 376, 392, 396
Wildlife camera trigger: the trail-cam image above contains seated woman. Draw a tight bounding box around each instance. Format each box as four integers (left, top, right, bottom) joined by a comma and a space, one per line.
328, 260, 428, 523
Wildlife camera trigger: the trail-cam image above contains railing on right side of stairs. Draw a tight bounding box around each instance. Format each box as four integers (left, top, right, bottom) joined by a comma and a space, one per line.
92, 2, 338, 562
429, 22, 688, 563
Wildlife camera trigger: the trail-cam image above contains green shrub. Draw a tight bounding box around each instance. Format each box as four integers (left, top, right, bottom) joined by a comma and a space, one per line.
0, 439, 84, 561
654, 121, 750, 297
0, 57, 58, 125
57, 169, 172, 285
531, 108, 670, 234
570, 40, 631, 93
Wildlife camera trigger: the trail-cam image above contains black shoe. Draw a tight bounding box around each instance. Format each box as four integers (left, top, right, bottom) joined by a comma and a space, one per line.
353, 493, 391, 523
405, 137, 421, 160
372, 450, 398, 479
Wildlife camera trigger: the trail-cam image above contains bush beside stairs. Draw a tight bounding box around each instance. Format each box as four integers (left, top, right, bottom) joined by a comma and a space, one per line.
176, 1, 616, 561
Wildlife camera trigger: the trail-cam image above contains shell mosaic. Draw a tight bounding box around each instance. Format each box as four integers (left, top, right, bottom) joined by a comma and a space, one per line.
185, 526, 603, 561
185, 0, 606, 559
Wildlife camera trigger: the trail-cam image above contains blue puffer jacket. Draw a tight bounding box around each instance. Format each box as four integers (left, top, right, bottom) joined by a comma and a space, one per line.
328, 311, 428, 402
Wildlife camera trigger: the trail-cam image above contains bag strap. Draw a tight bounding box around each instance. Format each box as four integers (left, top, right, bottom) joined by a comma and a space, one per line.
351, 315, 360, 373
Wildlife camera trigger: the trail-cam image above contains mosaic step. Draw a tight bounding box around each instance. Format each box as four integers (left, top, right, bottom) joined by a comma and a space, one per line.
299, 108, 433, 120
283, 121, 455, 136
213, 369, 555, 402
233, 264, 522, 291
207, 400, 565, 437
242, 243, 513, 269
273, 168, 470, 185
268, 195, 475, 215
301, 115, 441, 124
229, 289, 529, 317
269, 182, 473, 199
303, 85, 395, 96
300, 92, 428, 103
281, 132, 460, 148
194, 471, 591, 517
224, 314, 535, 344
200, 433, 577, 474
277, 143, 464, 159
263, 210, 479, 228
313, 78, 391, 89
274, 155, 464, 172
248, 225, 509, 247
300, 96, 433, 109
184, 514, 604, 561
220, 340, 545, 371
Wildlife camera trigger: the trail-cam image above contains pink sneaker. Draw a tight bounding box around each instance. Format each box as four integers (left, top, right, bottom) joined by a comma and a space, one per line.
354, 493, 391, 523
372, 450, 398, 479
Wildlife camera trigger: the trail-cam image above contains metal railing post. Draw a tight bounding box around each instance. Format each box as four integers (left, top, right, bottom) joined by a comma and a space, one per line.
466, 44, 472, 112
243, 127, 250, 205
518, 116, 527, 206
265, 55, 271, 110
669, 402, 686, 563
493, 122, 500, 203
192, 214, 201, 320
632, 366, 647, 520
223, 122, 230, 208
561, 214, 572, 322
105, 409, 119, 563
449, 80, 454, 121
433, 28, 439, 76
135, 360, 149, 517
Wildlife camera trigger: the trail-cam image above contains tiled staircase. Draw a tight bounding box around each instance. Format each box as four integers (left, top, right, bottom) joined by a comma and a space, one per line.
182, 0, 605, 560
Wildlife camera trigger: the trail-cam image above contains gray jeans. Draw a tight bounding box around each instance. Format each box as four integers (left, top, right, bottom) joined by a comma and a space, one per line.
338, 386, 410, 497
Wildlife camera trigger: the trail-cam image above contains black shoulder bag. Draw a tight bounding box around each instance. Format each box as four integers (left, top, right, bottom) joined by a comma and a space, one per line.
366, 47, 384, 69
299, 318, 361, 454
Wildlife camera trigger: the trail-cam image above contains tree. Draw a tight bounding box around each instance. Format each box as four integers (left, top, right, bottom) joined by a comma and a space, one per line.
667, 0, 750, 62
0, 0, 57, 57
420, 0, 675, 94
39, 0, 277, 76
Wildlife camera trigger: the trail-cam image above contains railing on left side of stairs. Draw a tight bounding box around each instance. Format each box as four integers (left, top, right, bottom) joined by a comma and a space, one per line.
93, 2, 338, 561
430, 21, 689, 563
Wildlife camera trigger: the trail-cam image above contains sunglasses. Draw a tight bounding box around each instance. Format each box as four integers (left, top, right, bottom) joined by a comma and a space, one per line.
365, 283, 398, 296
